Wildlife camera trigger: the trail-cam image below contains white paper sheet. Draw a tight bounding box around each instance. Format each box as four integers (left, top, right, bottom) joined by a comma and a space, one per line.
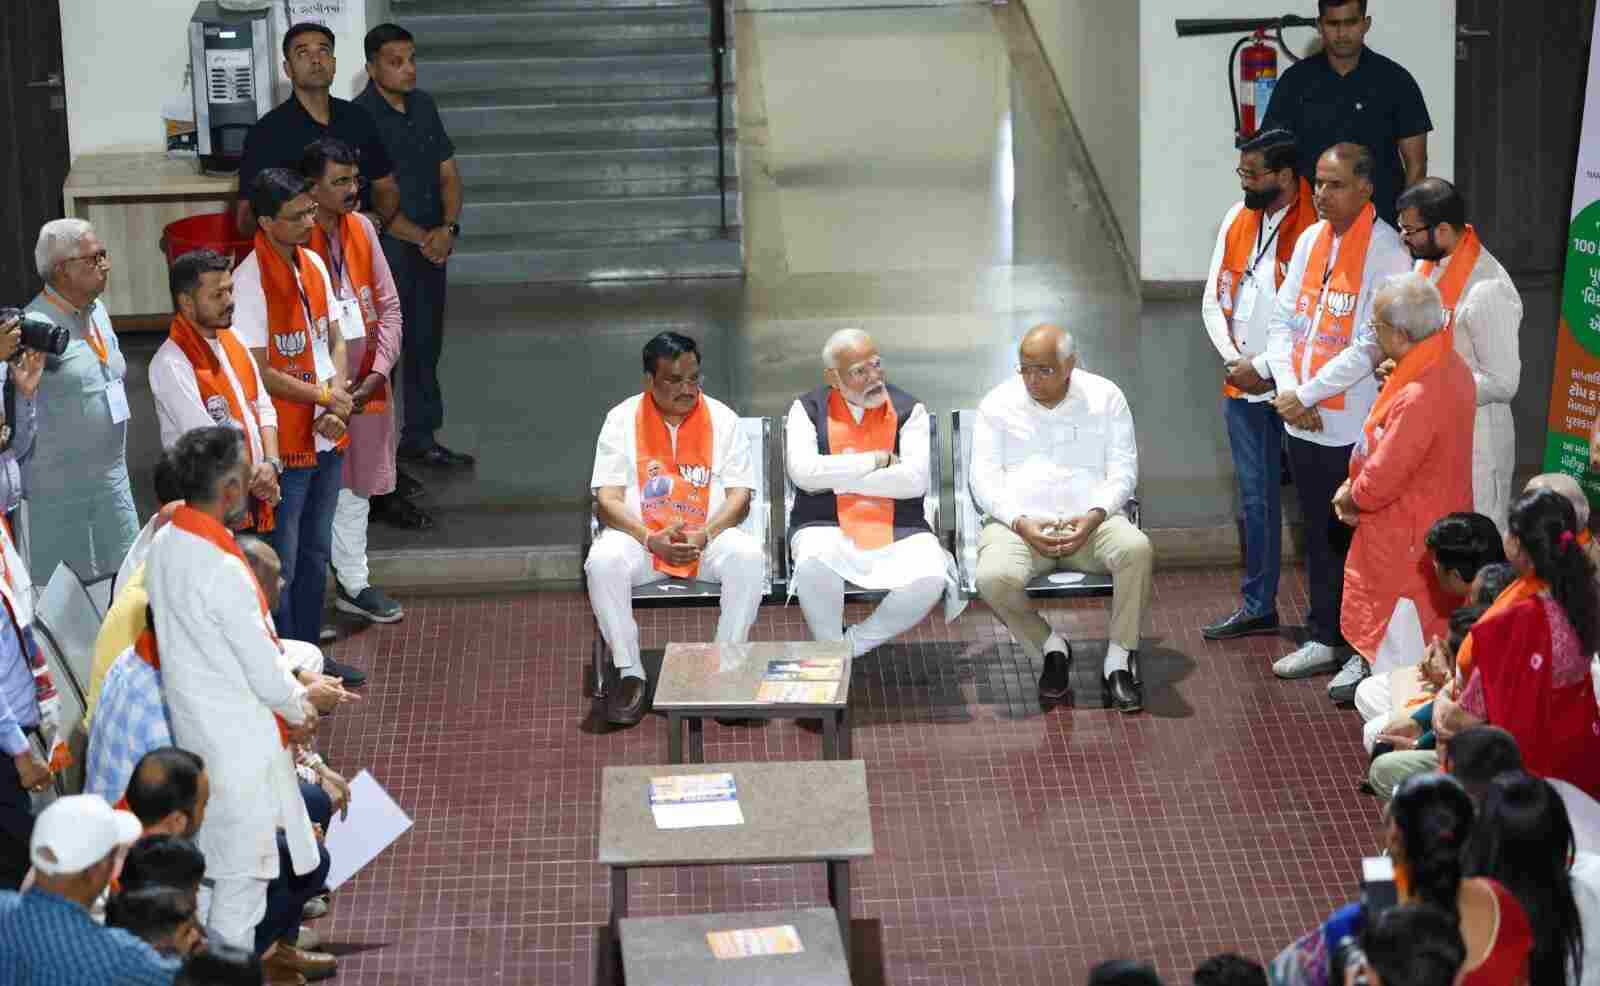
322, 771, 413, 891
1373, 597, 1425, 674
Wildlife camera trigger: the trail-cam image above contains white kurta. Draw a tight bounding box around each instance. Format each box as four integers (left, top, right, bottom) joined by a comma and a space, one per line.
1424, 243, 1522, 530
784, 398, 965, 620
145, 521, 315, 882
149, 333, 279, 456
1200, 200, 1296, 403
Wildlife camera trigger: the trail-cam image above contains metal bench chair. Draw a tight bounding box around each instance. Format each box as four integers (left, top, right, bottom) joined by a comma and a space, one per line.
783, 415, 944, 600
33, 562, 105, 696
29, 612, 89, 802
584, 416, 778, 700
951, 409, 1139, 599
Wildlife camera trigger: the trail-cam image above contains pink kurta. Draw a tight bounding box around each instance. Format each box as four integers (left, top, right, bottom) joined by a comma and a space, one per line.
329, 213, 402, 496
1341, 348, 1476, 659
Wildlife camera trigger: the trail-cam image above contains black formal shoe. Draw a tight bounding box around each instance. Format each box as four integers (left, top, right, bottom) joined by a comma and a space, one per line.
1102, 653, 1143, 714
608, 677, 647, 726
370, 492, 434, 530
1201, 608, 1280, 640
1038, 642, 1073, 701
394, 470, 424, 499
323, 658, 369, 689
398, 443, 476, 468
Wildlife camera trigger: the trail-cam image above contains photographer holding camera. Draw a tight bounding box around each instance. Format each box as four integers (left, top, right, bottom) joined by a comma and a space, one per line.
0, 315, 46, 518
21, 219, 140, 582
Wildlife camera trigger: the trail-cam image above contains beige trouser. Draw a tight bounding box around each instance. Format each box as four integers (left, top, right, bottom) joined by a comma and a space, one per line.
975, 516, 1152, 659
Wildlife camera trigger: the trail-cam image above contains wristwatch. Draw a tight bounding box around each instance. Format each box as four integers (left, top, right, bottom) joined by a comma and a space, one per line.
265, 456, 283, 476
447, 222, 461, 237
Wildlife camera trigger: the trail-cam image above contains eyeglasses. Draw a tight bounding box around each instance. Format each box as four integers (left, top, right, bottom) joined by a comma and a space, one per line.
276, 205, 318, 224
65, 250, 109, 269
1235, 168, 1278, 181
1397, 223, 1433, 238
840, 357, 883, 384
1016, 364, 1060, 378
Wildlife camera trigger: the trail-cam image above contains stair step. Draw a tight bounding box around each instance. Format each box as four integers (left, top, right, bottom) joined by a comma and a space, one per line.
448, 234, 744, 284
454, 132, 735, 183
442, 93, 721, 138
402, 8, 709, 45
435, 83, 724, 112
461, 186, 737, 236
418, 47, 717, 92
396, 0, 707, 13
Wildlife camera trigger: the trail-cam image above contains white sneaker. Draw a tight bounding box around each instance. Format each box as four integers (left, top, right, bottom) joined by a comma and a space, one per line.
1273, 641, 1340, 679
1327, 653, 1369, 704
296, 924, 323, 949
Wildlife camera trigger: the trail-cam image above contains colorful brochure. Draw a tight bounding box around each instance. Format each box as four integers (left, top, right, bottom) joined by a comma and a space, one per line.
648, 772, 745, 829
706, 924, 805, 959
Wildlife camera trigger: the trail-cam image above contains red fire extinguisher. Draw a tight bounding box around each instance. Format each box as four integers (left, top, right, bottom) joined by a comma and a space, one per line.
1232, 29, 1278, 141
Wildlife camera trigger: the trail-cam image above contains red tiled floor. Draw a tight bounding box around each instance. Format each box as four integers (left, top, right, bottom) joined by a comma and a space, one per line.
317, 567, 1382, 985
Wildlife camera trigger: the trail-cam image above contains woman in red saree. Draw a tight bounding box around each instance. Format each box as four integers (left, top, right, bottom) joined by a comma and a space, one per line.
1435, 488, 1600, 800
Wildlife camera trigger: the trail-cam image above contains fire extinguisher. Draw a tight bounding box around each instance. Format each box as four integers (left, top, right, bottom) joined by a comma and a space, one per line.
1231, 29, 1278, 141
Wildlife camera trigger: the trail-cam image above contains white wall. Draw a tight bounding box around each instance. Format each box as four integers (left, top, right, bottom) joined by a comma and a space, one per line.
1138, 0, 1456, 282
1021, 0, 1141, 263
61, 0, 376, 158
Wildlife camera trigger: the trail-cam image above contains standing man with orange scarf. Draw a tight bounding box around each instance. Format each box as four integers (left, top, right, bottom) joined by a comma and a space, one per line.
1264, 143, 1410, 701
786, 329, 962, 661
1390, 179, 1522, 532
1333, 273, 1475, 678
1200, 129, 1317, 642
231, 169, 357, 655
300, 137, 412, 642
586, 333, 764, 726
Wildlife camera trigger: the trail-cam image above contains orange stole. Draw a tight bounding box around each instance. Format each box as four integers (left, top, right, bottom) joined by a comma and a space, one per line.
1355, 329, 1454, 467
635, 393, 715, 578
1216, 179, 1317, 397
1416, 224, 1484, 348
827, 390, 897, 550
307, 213, 388, 414
251, 232, 346, 466
1453, 572, 1548, 698
1290, 202, 1377, 411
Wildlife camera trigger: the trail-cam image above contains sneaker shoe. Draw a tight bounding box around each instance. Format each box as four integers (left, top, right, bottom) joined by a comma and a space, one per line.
302, 895, 330, 921
1327, 653, 1369, 704
295, 924, 323, 949
323, 657, 369, 689
319, 626, 337, 644
1272, 640, 1341, 679
336, 584, 404, 624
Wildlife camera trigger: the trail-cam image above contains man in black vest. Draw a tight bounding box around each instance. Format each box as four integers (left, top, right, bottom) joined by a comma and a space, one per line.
785, 329, 959, 657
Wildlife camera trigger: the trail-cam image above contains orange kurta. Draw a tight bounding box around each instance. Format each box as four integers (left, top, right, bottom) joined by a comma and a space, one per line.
1341, 348, 1477, 659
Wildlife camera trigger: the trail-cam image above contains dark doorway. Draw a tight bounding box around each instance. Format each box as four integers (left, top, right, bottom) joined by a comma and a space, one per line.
0, 1, 70, 303
1454, 0, 1596, 275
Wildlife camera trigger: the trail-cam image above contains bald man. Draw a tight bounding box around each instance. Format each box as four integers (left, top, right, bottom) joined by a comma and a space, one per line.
1525, 473, 1600, 571
970, 325, 1150, 712
785, 329, 962, 658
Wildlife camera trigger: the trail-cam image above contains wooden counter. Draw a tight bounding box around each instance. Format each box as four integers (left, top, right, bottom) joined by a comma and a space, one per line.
63, 152, 238, 321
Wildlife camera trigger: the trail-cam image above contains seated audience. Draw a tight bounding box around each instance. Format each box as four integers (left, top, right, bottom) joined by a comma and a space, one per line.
1352, 512, 1504, 735
970, 323, 1152, 711
0, 794, 176, 984
87, 608, 171, 803
1089, 959, 1164, 986
177, 942, 264, 986
1435, 489, 1600, 798
1193, 953, 1266, 986
1462, 771, 1588, 986
786, 329, 962, 659
1364, 604, 1484, 799
1524, 471, 1600, 569
585, 331, 763, 727
1354, 905, 1466, 986
126, 748, 210, 839
1332, 272, 1475, 704
1444, 723, 1600, 857
107, 884, 205, 959
1269, 773, 1530, 986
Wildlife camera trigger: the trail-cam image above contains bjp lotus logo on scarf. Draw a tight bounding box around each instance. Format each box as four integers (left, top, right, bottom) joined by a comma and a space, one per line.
678, 464, 711, 489
1324, 290, 1357, 318
273, 331, 307, 358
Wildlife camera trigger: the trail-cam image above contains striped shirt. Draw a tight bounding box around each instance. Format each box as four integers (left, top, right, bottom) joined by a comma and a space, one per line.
0, 887, 178, 984
84, 647, 171, 804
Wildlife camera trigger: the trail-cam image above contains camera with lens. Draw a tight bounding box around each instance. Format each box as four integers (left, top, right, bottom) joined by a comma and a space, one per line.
0, 308, 70, 356
1330, 857, 1399, 985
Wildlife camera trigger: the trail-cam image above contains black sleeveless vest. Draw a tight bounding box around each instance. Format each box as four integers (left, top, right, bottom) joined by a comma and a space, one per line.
788, 384, 931, 542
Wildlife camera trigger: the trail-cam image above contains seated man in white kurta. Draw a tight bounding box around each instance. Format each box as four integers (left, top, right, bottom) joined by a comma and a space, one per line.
970, 324, 1152, 713
786, 329, 961, 658
586, 332, 765, 728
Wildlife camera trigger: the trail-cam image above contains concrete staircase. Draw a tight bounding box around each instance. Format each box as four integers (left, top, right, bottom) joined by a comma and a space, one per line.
392, 0, 742, 284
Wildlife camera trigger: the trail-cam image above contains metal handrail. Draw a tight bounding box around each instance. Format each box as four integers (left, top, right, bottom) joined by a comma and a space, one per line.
710, 0, 729, 231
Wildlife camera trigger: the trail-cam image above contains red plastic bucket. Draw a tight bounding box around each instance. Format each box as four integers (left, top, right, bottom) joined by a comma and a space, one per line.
161, 212, 252, 268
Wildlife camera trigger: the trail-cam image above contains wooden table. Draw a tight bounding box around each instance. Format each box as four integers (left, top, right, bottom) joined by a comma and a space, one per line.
653, 641, 852, 763
62, 152, 236, 319
619, 907, 851, 985
598, 760, 873, 956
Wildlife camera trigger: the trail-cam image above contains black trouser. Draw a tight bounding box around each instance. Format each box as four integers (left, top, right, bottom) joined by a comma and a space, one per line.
255, 779, 334, 953
381, 235, 449, 456
1285, 435, 1355, 647
0, 728, 38, 891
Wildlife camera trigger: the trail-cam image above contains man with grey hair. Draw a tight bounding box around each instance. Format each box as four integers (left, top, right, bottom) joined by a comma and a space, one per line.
970, 323, 1150, 712
23, 218, 139, 581
785, 329, 962, 659
1332, 271, 1474, 686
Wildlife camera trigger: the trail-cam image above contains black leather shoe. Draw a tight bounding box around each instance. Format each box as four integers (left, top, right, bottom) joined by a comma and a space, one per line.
1102, 653, 1143, 714
394, 470, 424, 499
399, 443, 476, 468
371, 493, 434, 530
1038, 642, 1073, 701
323, 658, 369, 689
608, 677, 647, 726
1202, 608, 1280, 640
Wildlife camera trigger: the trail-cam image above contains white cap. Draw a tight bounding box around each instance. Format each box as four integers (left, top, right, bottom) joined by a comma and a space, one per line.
29, 795, 143, 876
